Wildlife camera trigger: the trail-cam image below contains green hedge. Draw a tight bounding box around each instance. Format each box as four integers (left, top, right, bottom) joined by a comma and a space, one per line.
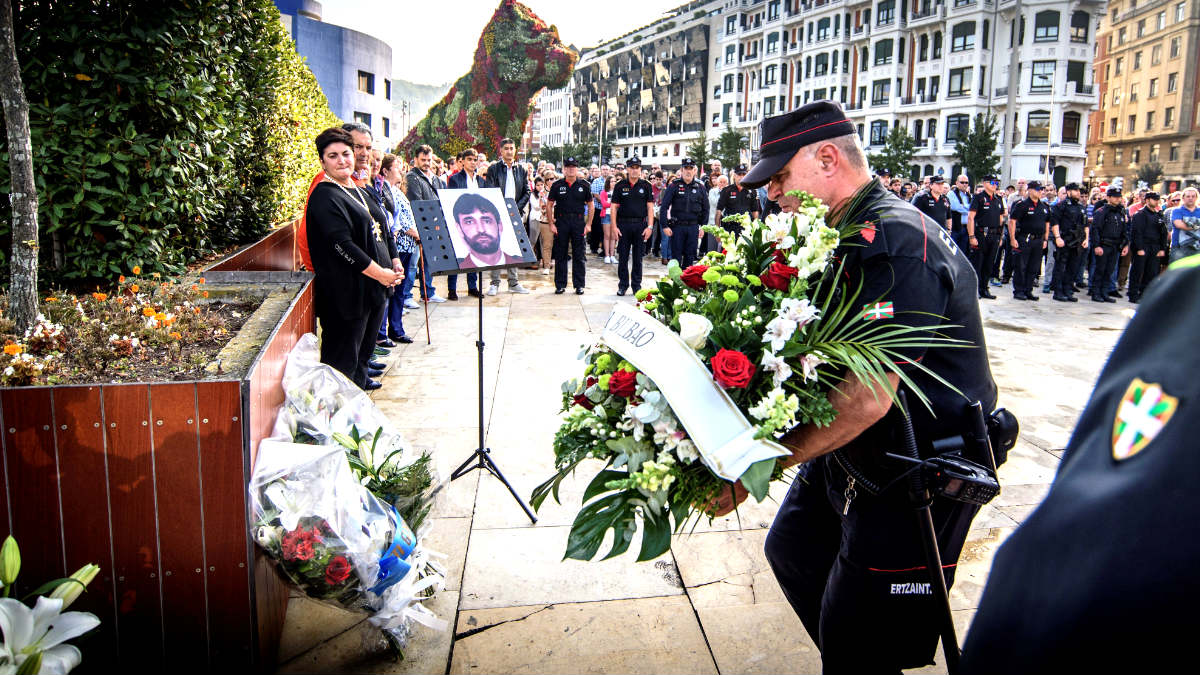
0, 0, 340, 283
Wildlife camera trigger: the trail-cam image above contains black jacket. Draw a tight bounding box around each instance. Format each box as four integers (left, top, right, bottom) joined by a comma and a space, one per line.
1051, 197, 1087, 247
1131, 208, 1169, 253
405, 168, 438, 204
487, 161, 530, 214
306, 182, 397, 319
1090, 203, 1129, 247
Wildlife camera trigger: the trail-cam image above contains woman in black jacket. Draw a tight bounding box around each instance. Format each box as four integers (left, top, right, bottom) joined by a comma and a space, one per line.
305, 127, 403, 390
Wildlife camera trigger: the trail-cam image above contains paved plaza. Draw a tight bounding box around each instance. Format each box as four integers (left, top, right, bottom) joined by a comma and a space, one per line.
276, 256, 1133, 674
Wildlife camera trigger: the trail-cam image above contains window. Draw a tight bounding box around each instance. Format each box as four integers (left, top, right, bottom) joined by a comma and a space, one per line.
933, 31, 943, 58
948, 67, 971, 97
1168, 72, 1178, 93
875, 39, 894, 65
1177, 1, 1187, 22
765, 65, 778, 85
1146, 111, 1155, 131
1067, 60, 1086, 90
726, 16, 737, 34
899, 37, 906, 63
768, 0, 780, 21
1113, 88, 1122, 105
357, 71, 375, 94
1034, 11, 1060, 42
385, 80, 391, 100
914, 119, 924, 141
1137, 19, 1146, 38
1070, 11, 1089, 42
1158, 10, 1167, 30
1027, 110, 1050, 143
1165, 107, 1175, 127
1116, 148, 1123, 164
1134, 51, 1142, 70
817, 17, 830, 40
1118, 27, 1126, 45
951, 22, 976, 52
382, 117, 390, 137
1031, 61, 1054, 93
1195, 141, 1200, 161
1128, 114, 1137, 131
724, 74, 734, 92
1170, 37, 1181, 58
1132, 148, 1141, 164
768, 32, 779, 53
353, 111, 371, 127
1170, 143, 1180, 161
877, 0, 895, 25
871, 79, 891, 105
927, 117, 937, 138
870, 120, 889, 145
1062, 111, 1081, 143
920, 34, 929, 61
1152, 45, 1163, 65
764, 97, 775, 115
725, 45, 735, 64
1096, 150, 1105, 166
861, 47, 869, 71
946, 114, 969, 141
815, 53, 829, 76
1151, 144, 1161, 162
983, 19, 991, 49
930, 76, 940, 99
1115, 57, 1123, 75
1130, 83, 1139, 101
1149, 79, 1158, 97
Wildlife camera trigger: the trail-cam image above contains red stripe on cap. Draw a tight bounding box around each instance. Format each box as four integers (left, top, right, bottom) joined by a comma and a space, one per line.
760, 119, 854, 147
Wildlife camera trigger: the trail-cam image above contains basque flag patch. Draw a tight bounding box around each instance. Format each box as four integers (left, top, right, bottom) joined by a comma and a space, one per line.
861, 302, 894, 320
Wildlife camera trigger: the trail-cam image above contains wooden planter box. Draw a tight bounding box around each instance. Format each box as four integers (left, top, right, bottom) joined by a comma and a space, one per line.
0, 227, 312, 671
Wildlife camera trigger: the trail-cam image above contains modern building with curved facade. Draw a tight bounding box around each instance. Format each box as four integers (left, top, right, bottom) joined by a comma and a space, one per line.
275, 0, 395, 146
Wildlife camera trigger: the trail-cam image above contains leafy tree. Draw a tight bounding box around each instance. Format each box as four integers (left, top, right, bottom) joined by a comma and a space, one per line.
952, 114, 1001, 186
715, 122, 748, 170
865, 126, 916, 178
686, 128, 711, 167
1136, 162, 1164, 189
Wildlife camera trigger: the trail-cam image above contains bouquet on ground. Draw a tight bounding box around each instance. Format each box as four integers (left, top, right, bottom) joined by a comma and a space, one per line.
532, 189, 960, 561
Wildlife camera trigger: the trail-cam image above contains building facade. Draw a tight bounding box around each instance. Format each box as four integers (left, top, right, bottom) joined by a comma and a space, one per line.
569, 1, 718, 169
275, 0, 396, 147
535, 83, 575, 150
712, 0, 1103, 184
1087, 0, 1200, 192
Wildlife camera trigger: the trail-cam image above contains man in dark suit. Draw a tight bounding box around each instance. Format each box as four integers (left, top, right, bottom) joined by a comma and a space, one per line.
483, 138, 531, 294
405, 144, 444, 303
445, 149, 484, 298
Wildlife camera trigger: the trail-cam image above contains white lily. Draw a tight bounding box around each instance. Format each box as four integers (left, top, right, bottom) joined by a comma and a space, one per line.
676, 313, 713, 350
762, 316, 797, 353
760, 352, 793, 387
0, 597, 99, 675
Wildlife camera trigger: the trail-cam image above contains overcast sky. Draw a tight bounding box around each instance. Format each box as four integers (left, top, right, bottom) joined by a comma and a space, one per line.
319, 0, 685, 86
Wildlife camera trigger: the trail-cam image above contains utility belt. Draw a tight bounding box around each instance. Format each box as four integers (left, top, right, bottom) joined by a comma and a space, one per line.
557, 212, 585, 221
1016, 230, 1044, 240
671, 220, 699, 227
975, 226, 1001, 237
617, 216, 647, 225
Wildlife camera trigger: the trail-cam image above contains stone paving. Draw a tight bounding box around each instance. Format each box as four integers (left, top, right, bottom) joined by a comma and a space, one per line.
275, 255, 1134, 674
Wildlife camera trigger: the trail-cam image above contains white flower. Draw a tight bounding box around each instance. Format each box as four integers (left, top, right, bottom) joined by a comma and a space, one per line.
778, 234, 795, 250
760, 352, 793, 387
800, 352, 827, 382
674, 439, 700, 464
2, 367, 12, 377
0, 596, 100, 675
762, 316, 797, 353
677, 313, 713, 350
778, 298, 819, 327
763, 212, 793, 243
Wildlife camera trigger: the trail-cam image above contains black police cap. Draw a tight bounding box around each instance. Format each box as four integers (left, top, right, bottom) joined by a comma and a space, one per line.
1065, 182, 1080, 192
742, 101, 856, 189
878, 168, 892, 177
734, 164, 748, 174
1146, 192, 1161, 201
626, 156, 642, 167
982, 174, 999, 183
563, 157, 579, 167
929, 175, 946, 184
1027, 180, 1044, 191
680, 157, 697, 168
1108, 186, 1123, 197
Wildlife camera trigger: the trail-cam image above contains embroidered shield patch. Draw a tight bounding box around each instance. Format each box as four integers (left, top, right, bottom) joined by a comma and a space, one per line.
861, 302, 894, 320
1111, 377, 1178, 461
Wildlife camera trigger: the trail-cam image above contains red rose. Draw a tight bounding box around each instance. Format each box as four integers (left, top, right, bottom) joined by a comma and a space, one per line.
772, 248, 789, 264
324, 555, 352, 585
710, 349, 756, 389
281, 528, 317, 562
608, 370, 638, 398
761, 262, 800, 291
680, 264, 709, 289
573, 393, 595, 410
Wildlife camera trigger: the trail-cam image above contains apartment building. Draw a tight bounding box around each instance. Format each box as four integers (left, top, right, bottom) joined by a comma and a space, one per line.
535, 83, 575, 151
712, 0, 1104, 184
1088, 0, 1200, 191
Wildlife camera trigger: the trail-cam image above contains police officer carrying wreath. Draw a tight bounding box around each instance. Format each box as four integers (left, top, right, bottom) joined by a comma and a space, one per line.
547, 157, 594, 295
715, 164, 761, 236
659, 157, 708, 268
714, 101, 998, 673
966, 175, 1005, 299
1089, 187, 1130, 303
1049, 183, 1088, 302
609, 156, 655, 296
1007, 180, 1051, 301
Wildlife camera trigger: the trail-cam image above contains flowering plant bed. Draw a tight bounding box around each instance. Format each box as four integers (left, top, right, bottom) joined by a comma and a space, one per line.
0, 268, 258, 386
532, 189, 961, 561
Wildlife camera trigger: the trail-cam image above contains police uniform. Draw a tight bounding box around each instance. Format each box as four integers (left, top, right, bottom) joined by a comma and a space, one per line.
1089, 188, 1130, 303
961, 257, 1200, 674
1008, 183, 1051, 300
659, 158, 709, 269
1049, 189, 1087, 301
1128, 195, 1169, 302
910, 179, 951, 229
548, 158, 592, 293
967, 182, 1005, 299
610, 157, 655, 295
716, 166, 761, 235
741, 103, 998, 672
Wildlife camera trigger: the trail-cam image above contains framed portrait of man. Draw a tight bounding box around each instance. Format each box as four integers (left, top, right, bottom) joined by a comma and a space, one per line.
436, 188, 534, 273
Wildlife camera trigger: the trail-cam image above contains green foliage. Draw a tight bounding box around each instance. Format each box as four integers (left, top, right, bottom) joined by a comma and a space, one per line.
952, 114, 1001, 186
715, 122, 748, 170
686, 128, 711, 168
540, 140, 611, 167
866, 126, 916, 179
0, 0, 340, 284
1136, 162, 1164, 188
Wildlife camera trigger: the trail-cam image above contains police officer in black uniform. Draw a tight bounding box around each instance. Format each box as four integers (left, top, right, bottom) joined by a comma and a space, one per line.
715, 164, 761, 236
547, 157, 594, 295
961, 256, 1200, 674
609, 156, 655, 296
728, 101, 998, 673
1089, 187, 1129, 303
659, 157, 708, 268
911, 175, 953, 231
1049, 183, 1088, 302
1128, 191, 1169, 303
966, 175, 1005, 299
1006, 180, 1051, 301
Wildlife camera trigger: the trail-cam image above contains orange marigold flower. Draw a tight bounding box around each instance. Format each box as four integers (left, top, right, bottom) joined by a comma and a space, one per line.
151, 272, 161, 279
44, 296, 58, 303
3, 344, 22, 356
198, 277, 206, 284
130, 284, 140, 293
202, 291, 209, 298
131, 266, 141, 275
92, 292, 108, 302
163, 317, 175, 326
169, 331, 182, 340
191, 284, 199, 291
119, 275, 126, 283
142, 307, 156, 317
153, 312, 167, 322
192, 307, 201, 314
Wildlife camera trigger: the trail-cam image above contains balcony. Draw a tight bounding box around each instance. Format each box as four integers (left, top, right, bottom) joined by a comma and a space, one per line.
994, 86, 1008, 97
851, 24, 870, 39
900, 94, 937, 106
845, 101, 864, 111
908, 5, 945, 28
744, 52, 761, 63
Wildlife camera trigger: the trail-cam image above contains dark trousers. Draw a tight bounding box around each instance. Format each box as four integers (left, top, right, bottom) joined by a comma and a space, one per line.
672, 222, 699, 269
951, 227, 968, 257
1053, 245, 1083, 297
1091, 244, 1120, 298
998, 240, 1013, 281
553, 216, 587, 290
588, 207, 604, 253
970, 231, 1001, 295
377, 292, 405, 340
1129, 251, 1164, 299
445, 271, 478, 294
765, 457, 979, 673
318, 298, 386, 389
616, 220, 647, 293
1012, 233, 1043, 296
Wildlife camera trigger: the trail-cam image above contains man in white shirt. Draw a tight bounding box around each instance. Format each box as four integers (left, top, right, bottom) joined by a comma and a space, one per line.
484, 138, 531, 294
